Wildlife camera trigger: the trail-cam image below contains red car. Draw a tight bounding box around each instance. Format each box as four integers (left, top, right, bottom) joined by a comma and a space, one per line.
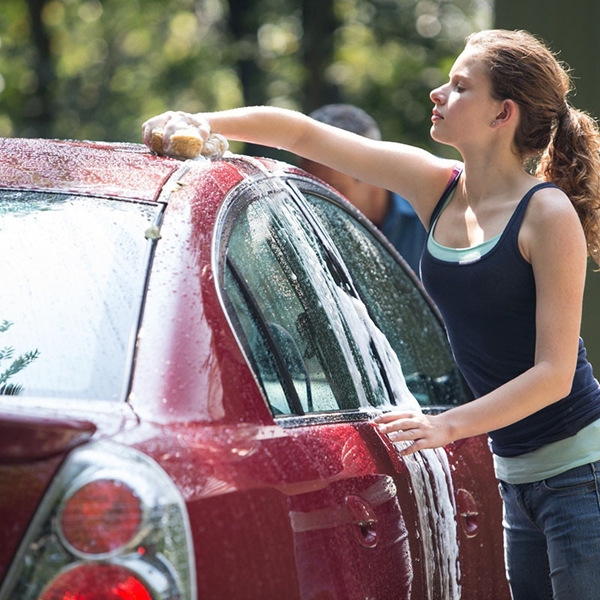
0, 137, 510, 600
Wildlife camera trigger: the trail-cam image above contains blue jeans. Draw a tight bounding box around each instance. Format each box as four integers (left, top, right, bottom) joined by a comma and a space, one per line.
499, 461, 600, 600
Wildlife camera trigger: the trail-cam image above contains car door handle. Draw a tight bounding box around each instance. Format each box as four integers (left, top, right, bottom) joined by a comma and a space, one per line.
456, 488, 480, 538
345, 494, 378, 548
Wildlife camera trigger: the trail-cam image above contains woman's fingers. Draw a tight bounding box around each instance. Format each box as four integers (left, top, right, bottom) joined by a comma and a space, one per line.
374, 410, 417, 425
141, 111, 175, 147
374, 410, 421, 434
374, 411, 452, 455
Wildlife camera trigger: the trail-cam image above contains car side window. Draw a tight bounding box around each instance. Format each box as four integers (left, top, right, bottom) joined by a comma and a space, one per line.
223, 184, 404, 414
223, 188, 373, 415
303, 189, 471, 407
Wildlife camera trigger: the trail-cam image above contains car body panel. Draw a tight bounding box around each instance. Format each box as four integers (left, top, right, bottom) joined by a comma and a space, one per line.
0, 412, 96, 462
128, 158, 267, 425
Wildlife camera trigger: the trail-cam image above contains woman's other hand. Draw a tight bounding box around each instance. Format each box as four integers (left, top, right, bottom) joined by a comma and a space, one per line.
374, 410, 454, 455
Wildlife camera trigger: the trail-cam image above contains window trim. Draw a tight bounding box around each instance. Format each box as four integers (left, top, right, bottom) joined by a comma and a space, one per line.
274, 404, 448, 430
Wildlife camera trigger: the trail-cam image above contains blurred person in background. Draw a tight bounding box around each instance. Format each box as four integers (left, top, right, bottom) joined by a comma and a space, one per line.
299, 104, 427, 275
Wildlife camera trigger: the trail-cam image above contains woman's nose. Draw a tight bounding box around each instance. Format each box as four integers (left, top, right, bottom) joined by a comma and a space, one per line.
430, 85, 445, 104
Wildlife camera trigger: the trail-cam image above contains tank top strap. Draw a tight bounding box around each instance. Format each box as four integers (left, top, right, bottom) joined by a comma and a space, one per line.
428, 165, 463, 229
504, 181, 559, 245
428, 174, 560, 239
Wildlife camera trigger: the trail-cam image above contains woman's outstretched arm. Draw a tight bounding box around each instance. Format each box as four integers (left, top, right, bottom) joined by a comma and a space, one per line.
142, 106, 457, 225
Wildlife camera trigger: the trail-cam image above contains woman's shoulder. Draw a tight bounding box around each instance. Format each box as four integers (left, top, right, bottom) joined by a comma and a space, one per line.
520, 180, 585, 262
413, 159, 463, 222
526, 181, 577, 221
383, 154, 459, 229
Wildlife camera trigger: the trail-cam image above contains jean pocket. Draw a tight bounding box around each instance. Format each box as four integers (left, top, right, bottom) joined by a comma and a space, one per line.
541, 462, 599, 494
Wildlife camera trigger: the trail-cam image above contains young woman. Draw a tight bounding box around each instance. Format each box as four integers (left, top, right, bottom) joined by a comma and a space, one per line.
142, 29, 600, 599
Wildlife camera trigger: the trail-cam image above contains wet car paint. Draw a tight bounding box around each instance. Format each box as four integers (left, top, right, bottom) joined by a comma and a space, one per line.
0, 138, 510, 599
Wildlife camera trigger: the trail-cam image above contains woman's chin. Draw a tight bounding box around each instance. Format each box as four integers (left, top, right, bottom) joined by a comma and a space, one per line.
429, 125, 448, 145
430, 123, 442, 139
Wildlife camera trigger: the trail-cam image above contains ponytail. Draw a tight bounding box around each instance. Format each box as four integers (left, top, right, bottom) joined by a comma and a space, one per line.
536, 107, 600, 267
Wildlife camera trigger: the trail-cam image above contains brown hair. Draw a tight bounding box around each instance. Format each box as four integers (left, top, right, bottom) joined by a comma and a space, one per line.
466, 29, 600, 266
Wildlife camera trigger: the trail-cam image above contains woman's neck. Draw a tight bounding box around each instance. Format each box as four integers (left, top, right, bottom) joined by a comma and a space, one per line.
459, 149, 534, 206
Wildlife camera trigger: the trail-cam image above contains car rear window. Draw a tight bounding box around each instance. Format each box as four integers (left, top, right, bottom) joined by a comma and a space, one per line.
0, 190, 162, 401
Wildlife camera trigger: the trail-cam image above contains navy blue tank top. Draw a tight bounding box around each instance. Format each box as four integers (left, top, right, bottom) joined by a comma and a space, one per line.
421, 172, 600, 457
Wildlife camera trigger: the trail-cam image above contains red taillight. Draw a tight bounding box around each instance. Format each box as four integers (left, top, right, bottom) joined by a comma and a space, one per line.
60, 479, 142, 555
39, 563, 153, 600
0, 442, 195, 600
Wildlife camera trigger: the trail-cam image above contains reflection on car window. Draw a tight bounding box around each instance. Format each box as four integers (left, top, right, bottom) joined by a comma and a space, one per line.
304, 191, 470, 407
222, 179, 430, 417
225, 188, 368, 415
0, 191, 161, 401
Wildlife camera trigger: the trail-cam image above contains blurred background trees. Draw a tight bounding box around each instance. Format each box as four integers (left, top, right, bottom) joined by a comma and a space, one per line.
495, 0, 600, 373
0, 0, 490, 156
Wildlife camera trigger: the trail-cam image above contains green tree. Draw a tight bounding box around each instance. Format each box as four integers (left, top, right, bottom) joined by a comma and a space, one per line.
0, 321, 40, 396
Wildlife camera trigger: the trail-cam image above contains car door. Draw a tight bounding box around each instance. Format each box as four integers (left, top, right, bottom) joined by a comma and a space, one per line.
218, 180, 421, 599
216, 174, 508, 599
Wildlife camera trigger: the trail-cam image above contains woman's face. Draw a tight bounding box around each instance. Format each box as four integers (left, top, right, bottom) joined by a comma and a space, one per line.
429, 45, 503, 151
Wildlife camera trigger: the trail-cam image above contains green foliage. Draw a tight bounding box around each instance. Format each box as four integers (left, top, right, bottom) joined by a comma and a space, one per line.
0, 0, 490, 154
0, 320, 40, 396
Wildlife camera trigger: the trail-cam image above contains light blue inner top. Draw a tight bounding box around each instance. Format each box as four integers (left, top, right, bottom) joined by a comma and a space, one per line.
427, 189, 502, 262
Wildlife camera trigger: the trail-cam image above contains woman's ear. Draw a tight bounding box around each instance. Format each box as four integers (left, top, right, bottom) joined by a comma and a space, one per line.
492, 99, 518, 127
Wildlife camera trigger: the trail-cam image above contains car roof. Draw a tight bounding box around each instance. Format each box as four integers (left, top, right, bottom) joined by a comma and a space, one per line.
0, 137, 310, 203
0, 138, 191, 202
